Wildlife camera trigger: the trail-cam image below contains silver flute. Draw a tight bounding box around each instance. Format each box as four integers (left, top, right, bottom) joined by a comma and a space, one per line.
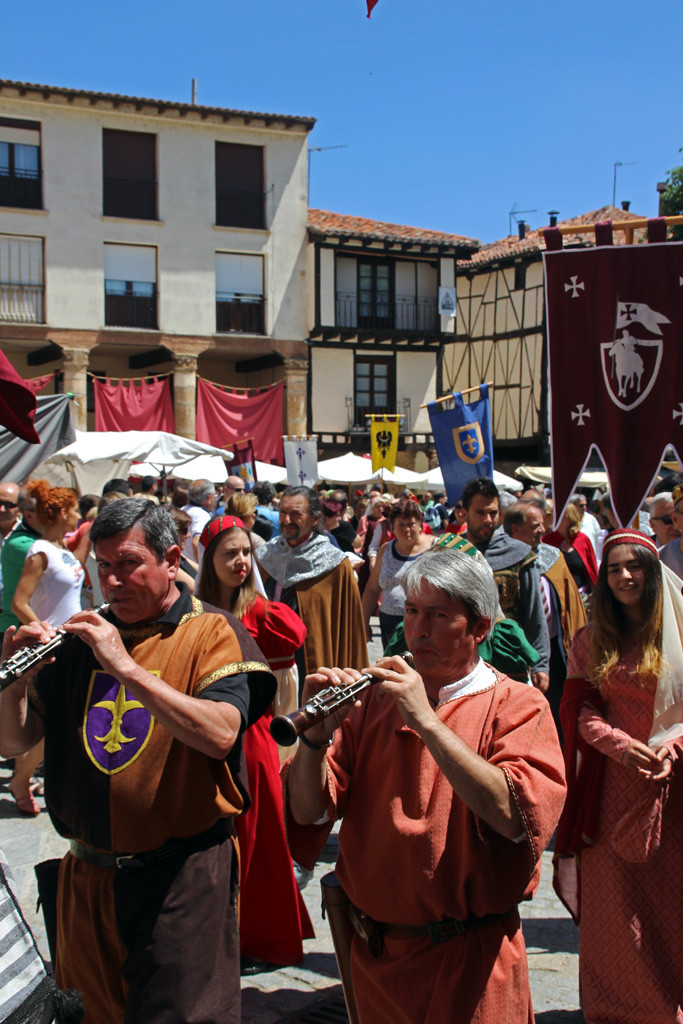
0, 603, 110, 691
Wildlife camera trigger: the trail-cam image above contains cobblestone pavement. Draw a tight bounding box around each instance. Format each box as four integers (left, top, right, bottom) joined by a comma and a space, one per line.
0, 621, 585, 1023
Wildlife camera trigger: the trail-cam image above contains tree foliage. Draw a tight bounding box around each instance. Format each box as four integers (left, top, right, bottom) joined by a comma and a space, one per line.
660, 148, 683, 240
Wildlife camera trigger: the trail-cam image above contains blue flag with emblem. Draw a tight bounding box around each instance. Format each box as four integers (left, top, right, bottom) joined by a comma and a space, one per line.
427, 384, 494, 505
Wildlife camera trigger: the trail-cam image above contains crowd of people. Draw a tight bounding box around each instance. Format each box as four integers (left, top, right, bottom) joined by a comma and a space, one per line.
0, 463, 681, 1023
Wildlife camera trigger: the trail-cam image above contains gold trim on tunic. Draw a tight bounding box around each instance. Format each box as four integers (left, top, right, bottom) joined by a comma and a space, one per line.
194, 661, 271, 696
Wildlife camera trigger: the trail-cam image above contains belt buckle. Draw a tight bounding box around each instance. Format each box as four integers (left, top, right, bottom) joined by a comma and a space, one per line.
427, 919, 465, 943
116, 854, 145, 872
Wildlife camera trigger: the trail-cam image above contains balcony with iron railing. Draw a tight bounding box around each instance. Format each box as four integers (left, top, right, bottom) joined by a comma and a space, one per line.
0, 283, 44, 323
215, 188, 265, 230
345, 398, 412, 434
103, 177, 158, 220
105, 291, 158, 330
336, 293, 439, 332
0, 170, 42, 210
216, 293, 265, 334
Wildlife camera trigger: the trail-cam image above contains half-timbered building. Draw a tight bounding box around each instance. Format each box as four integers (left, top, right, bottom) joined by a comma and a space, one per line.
307, 209, 479, 465
448, 205, 646, 466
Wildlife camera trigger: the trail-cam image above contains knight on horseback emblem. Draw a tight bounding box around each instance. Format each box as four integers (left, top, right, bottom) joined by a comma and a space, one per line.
600, 301, 670, 411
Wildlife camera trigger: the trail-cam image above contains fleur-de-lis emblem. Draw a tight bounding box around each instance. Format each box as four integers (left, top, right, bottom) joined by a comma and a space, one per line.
94, 684, 145, 754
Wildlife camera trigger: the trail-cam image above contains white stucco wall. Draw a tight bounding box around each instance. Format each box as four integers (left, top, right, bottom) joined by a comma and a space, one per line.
0, 94, 310, 340
397, 350, 437, 433
310, 347, 354, 431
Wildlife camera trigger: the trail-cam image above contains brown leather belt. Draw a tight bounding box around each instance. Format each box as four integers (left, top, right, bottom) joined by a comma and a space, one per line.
69, 818, 231, 872
348, 903, 517, 957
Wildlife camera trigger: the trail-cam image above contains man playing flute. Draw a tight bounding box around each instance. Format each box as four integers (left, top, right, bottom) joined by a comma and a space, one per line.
0, 498, 275, 1024
285, 546, 566, 1023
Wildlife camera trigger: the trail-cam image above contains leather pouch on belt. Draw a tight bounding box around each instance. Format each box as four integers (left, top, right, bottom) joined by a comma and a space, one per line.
348, 905, 384, 958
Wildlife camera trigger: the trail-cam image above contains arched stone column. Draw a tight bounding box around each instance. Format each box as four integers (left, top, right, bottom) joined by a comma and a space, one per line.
172, 353, 198, 439
61, 348, 90, 431
283, 356, 308, 437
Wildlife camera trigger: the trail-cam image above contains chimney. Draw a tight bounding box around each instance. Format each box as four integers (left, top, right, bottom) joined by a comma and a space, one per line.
621, 200, 630, 212
518, 221, 527, 240
191, 78, 197, 105
657, 181, 667, 216
548, 210, 559, 228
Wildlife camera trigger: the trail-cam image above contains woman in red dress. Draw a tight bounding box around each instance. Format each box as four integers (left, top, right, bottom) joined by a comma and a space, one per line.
554, 529, 683, 1023
197, 515, 313, 971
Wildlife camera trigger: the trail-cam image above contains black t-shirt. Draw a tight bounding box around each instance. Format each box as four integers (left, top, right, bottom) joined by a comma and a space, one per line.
332, 521, 358, 553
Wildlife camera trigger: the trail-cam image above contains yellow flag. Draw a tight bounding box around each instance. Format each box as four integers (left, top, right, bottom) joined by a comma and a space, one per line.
370, 417, 400, 473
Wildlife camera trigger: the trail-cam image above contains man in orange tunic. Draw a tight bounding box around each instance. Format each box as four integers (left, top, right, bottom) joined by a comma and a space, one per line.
285, 546, 566, 1023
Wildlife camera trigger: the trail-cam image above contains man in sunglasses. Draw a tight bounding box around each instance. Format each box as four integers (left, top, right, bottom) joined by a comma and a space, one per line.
647, 492, 680, 548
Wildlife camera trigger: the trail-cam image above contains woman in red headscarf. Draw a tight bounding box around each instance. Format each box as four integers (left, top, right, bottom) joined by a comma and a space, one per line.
197, 515, 313, 971
554, 529, 683, 1023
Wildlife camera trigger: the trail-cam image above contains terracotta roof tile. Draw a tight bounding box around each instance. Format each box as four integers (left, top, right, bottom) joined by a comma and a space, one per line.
0, 79, 315, 130
308, 209, 479, 250
460, 205, 648, 269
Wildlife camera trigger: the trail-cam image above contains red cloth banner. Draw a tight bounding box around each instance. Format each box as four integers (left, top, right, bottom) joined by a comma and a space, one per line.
26, 374, 54, 395
196, 379, 284, 464
93, 376, 175, 433
0, 350, 40, 443
367, 0, 379, 16
544, 240, 683, 527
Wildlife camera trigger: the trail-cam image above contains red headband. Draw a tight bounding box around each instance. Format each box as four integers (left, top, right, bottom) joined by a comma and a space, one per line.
199, 515, 245, 550
601, 528, 659, 560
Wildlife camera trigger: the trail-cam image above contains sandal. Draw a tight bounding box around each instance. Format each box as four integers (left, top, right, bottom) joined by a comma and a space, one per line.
9, 781, 40, 816
29, 778, 44, 797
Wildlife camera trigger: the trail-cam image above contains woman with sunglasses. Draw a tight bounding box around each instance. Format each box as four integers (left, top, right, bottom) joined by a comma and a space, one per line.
554, 529, 683, 1022
197, 515, 313, 971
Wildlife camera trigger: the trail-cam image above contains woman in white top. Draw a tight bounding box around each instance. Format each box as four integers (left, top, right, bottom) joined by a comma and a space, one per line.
9, 480, 84, 815
362, 497, 434, 647
12, 480, 84, 626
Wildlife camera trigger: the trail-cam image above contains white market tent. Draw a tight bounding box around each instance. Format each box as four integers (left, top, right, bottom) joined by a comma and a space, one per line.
254, 461, 288, 484
316, 452, 428, 487
515, 465, 609, 489
424, 466, 522, 494
44, 431, 233, 495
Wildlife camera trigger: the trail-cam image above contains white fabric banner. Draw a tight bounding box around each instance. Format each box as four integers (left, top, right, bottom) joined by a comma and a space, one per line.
283, 437, 318, 487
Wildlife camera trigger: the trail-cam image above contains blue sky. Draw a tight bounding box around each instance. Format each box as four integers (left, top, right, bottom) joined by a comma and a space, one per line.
2, 0, 681, 243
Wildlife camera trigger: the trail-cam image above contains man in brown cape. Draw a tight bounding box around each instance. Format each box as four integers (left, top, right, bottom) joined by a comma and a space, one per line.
256, 485, 367, 687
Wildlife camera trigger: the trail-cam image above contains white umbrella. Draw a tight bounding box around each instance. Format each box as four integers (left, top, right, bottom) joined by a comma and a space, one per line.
131, 454, 229, 484
45, 430, 232, 495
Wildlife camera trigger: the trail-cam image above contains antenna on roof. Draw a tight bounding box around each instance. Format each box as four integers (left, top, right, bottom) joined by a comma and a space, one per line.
612, 161, 636, 207
508, 205, 537, 236
308, 144, 348, 198
191, 78, 197, 105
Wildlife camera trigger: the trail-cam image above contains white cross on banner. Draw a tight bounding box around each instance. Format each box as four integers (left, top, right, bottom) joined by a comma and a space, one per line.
283, 437, 318, 487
